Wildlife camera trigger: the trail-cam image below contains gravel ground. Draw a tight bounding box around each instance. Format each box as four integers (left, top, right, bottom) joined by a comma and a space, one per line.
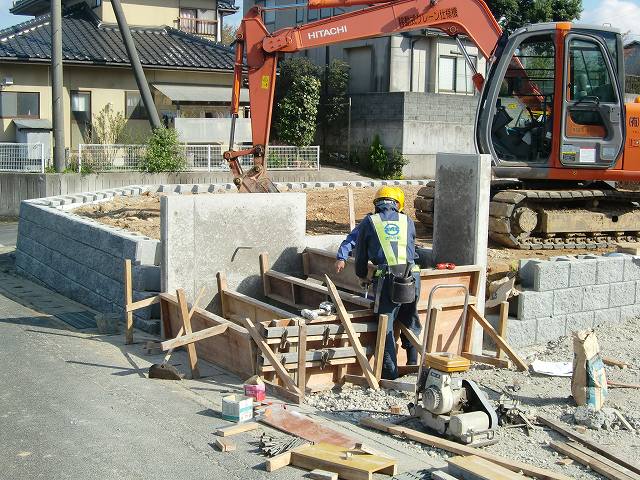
306, 317, 640, 479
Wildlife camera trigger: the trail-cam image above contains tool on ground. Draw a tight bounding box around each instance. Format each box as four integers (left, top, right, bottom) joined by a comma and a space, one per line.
260, 432, 309, 457
300, 301, 335, 321
409, 352, 499, 446
410, 283, 497, 446
435, 263, 456, 270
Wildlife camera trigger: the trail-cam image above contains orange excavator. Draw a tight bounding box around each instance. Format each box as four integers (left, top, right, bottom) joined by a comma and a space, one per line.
224, 0, 640, 250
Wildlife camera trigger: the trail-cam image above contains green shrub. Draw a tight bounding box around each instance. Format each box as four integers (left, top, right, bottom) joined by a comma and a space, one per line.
139, 128, 185, 172
275, 76, 321, 147
367, 135, 407, 179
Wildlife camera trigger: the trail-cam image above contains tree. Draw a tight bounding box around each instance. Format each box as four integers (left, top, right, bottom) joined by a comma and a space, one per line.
275, 76, 321, 147
485, 0, 582, 32
139, 128, 186, 172
322, 59, 350, 127
91, 103, 127, 145
220, 23, 238, 46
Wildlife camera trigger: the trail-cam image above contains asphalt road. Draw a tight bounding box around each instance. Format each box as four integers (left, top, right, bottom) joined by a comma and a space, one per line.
0, 255, 437, 479
0, 222, 17, 248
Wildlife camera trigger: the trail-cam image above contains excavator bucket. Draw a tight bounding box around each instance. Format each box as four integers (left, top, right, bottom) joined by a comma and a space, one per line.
237, 172, 280, 193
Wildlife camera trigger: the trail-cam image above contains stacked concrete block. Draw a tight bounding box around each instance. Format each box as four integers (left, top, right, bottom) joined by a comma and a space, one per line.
15, 189, 162, 333
507, 254, 640, 348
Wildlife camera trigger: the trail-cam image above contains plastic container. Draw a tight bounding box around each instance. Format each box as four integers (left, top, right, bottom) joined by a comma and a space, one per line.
244, 383, 266, 401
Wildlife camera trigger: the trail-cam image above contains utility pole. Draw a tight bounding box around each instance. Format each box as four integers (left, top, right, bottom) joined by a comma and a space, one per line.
51, 0, 65, 172
110, 0, 161, 130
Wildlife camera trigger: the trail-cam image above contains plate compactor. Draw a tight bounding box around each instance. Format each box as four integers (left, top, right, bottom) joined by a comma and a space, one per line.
409, 353, 498, 447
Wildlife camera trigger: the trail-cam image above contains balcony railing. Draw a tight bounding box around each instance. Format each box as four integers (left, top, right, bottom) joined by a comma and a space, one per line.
174, 17, 218, 37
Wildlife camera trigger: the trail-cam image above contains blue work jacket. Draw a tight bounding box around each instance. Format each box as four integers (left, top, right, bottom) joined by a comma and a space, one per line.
336, 223, 361, 261
354, 203, 418, 279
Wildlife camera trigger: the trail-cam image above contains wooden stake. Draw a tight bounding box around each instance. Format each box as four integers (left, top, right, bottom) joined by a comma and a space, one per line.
243, 317, 301, 395
214, 437, 236, 452
496, 301, 509, 358
215, 422, 260, 437
325, 276, 379, 390
176, 288, 200, 379
297, 322, 307, 396
124, 259, 134, 344
347, 188, 356, 231
373, 314, 388, 381
160, 324, 228, 351
426, 306, 441, 353
469, 305, 527, 371
259, 252, 270, 297
216, 272, 229, 317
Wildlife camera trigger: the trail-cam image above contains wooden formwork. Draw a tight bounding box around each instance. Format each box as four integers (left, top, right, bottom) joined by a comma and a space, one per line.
158, 248, 525, 403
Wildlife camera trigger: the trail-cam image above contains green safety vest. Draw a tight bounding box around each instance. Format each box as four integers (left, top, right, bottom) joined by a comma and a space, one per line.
370, 213, 408, 266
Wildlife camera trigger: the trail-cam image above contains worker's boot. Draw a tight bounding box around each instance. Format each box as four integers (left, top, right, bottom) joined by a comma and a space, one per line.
405, 345, 418, 366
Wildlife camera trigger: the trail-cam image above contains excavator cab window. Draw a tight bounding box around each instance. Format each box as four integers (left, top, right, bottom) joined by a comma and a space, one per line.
488, 34, 555, 164
560, 34, 625, 167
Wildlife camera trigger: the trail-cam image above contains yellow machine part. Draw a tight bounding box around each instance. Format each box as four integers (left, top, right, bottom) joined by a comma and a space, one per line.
424, 353, 471, 373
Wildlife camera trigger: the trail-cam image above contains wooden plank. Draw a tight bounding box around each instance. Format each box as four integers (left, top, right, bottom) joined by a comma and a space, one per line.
469, 305, 527, 371
262, 320, 377, 338
398, 323, 421, 358
359, 417, 571, 480
260, 357, 357, 373
126, 295, 160, 313
176, 288, 200, 379
243, 317, 301, 395
448, 455, 527, 480
259, 408, 357, 448
310, 469, 338, 480
160, 324, 228, 351
335, 338, 349, 384
426, 306, 441, 353
602, 357, 629, 369
461, 352, 511, 369
496, 301, 509, 358
216, 271, 229, 317
566, 442, 640, 480
325, 276, 379, 390
124, 258, 134, 344
214, 437, 236, 452
374, 314, 388, 381
260, 345, 369, 366
260, 252, 271, 297
266, 450, 294, 472
348, 188, 355, 230
608, 381, 640, 389
215, 422, 260, 437
290, 442, 397, 480
297, 323, 307, 395
263, 379, 304, 404
549, 441, 636, 480
538, 416, 640, 475
344, 374, 415, 393
159, 293, 255, 379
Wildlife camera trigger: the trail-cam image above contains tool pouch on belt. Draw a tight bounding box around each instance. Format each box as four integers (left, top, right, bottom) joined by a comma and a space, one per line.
389, 264, 416, 305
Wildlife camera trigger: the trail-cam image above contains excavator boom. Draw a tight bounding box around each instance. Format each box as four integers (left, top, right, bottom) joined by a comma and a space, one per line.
225, 0, 504, 191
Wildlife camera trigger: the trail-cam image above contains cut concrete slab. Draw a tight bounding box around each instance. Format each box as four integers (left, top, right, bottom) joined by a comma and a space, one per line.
161, 193, 307, 312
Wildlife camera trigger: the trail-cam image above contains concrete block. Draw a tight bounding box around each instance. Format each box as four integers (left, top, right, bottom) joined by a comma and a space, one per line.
581, 284, 610, 311
623, 256, 640, 281
553, 287, 583, 315
518, 259, 541, 289
569, 259, 597, 287
304, 234, 345, 253
517, 290, 553, 320
535, 316, 566, 343
596, 257, 624, 284
133, 264, 161, 292
134, 238, 161, 266
566, 311, 595, 334
593, 307, 621, 327
506, 319, 537, 348
534, 261, 570, 291
431, 471, 459, 480
162, 193, 306, 311
609, 281, 636, 307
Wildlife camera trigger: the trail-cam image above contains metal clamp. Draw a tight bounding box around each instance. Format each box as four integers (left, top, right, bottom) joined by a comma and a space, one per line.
321, 326, 331, 347
279, 330, 290, 351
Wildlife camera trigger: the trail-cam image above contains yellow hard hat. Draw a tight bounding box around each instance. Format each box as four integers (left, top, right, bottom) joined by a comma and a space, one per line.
374, 186, 404, 211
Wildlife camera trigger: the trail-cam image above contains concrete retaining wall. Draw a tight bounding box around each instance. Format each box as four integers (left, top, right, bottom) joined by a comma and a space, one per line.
15, 186, 162, 332
0, 169, 366, 217
499, 254, 640, 348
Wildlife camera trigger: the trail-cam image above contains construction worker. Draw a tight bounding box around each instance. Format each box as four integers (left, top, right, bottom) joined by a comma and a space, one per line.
354, 186, 421, 380
334, 187, 405, 274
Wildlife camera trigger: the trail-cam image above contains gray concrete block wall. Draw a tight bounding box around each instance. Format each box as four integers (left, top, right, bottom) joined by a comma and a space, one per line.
15, 189, 162, 332
508, 254, 640, 348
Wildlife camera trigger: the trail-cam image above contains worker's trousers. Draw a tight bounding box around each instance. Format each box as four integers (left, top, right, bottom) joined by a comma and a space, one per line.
373, 271, 421, 380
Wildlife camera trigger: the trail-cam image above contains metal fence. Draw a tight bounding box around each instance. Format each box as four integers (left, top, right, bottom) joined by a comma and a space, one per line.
0, 143, 45, 172
77, 144, 320, 172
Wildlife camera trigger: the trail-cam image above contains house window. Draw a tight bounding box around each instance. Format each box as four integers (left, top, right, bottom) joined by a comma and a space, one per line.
71, 91, 91, 116
438, 55, 477, 94
308, 7, 318, 20
296, 0, 304, 23
261, 0, 275, 24
125, 91, 147, 120
320, 8, 332, 18
179, 8, 197, 33
0, 91, 39, 118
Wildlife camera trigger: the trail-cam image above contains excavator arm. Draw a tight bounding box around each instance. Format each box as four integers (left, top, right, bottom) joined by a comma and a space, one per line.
225, 0, 504, 192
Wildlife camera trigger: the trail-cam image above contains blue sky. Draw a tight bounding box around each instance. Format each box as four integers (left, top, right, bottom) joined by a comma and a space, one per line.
0, 0, 638, 39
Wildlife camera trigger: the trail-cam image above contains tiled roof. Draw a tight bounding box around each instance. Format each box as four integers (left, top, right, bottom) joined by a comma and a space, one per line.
0, 3, 236, 71
217, 0, 240, 12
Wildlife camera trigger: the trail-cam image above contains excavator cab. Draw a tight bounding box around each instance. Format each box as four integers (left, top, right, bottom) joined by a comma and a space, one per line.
476, 23, 626, 178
